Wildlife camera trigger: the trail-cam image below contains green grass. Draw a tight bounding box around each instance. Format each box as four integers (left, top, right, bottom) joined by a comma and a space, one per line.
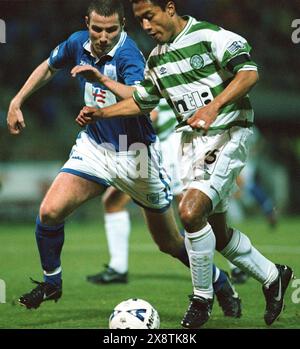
0, 216, 299, 329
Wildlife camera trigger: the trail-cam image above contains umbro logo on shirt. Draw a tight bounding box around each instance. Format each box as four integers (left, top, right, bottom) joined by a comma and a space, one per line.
71, 156, 83, 161
159, 67, 168, 75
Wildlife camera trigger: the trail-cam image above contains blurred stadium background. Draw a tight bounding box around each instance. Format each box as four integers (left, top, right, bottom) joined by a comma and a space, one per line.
0, 0, 299, 329
0, 0, 299, 221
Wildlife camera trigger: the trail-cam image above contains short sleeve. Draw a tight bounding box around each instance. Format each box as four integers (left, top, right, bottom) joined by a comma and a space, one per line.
118, 46, 146, 86
211, 29, 258, 74
48, 35, 74, 70
132, 65, 161, 112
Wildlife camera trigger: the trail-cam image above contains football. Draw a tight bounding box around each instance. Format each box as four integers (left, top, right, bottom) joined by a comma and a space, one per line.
109, 298, 160, 329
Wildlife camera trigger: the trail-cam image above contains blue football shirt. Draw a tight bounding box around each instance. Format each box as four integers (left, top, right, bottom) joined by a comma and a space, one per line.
48, 30, 155, 151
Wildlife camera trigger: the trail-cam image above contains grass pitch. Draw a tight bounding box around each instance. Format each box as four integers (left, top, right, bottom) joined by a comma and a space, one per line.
0, 216, 299, 329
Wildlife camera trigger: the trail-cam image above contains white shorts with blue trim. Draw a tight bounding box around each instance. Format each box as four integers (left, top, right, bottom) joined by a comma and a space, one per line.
180, 126, 253, 213
61, 131, 172, 212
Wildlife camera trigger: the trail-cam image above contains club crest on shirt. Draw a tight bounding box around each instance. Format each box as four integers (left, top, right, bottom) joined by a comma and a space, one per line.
104, 64, 117, 81
147, 193, 160, 205
190, 54, 204, 70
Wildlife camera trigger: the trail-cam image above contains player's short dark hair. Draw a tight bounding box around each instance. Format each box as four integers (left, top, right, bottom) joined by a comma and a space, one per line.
87, 0, 125, 22
129, 0, 178, 11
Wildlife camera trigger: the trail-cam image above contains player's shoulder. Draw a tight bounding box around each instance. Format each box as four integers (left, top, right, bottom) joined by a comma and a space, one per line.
116, 33, 145, 60
63, 30, 89, 56
190, 18, 246, 46
67, 30, 89, 45
118, 33, 141, 53
189, 19, 221, 33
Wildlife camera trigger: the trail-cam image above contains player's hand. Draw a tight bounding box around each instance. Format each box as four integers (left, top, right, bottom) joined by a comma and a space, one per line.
7, 101, 26, 135
71, 65, 104, 83
76, 106, 101, 127
187, 102, 220, 135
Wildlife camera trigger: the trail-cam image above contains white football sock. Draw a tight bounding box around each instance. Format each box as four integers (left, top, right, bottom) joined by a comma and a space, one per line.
221, 229, 278, 287
104, 211, 130, 274
213, 265, 220, 283
185, 223, 215, 299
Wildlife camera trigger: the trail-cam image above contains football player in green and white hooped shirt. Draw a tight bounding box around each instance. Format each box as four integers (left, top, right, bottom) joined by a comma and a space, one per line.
76, 0, 293, 329
87, 96, 244, 322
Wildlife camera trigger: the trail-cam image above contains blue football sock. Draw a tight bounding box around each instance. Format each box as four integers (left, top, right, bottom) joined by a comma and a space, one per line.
213, 267, 227, 292
35, 216, 64, 287
44, 270, 62, 287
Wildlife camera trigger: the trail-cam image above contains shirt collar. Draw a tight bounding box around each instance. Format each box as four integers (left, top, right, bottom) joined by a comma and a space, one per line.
83, 31, 127, 63
171, 16, 194, 43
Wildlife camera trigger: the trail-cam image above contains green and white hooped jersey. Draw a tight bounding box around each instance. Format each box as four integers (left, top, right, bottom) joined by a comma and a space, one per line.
134, 16, 257, 128
153, 99, 177, 141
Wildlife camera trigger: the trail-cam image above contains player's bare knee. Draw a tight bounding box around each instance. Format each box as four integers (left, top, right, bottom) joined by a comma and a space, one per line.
39, 204, 62, 225
179, 206, 206, 233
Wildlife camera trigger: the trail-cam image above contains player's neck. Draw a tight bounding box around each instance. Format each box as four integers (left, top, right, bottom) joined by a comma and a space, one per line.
91, 46, 105, 60
170, 16, 189, 42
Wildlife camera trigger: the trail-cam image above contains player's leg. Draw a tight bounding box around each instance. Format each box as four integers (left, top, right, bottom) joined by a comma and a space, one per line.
228, 261, 249, 284
167, 150, 241, 318
38, 172, 107, 283
38, 172, 106, 281
209, 199, 293, 325
19, 172, 107, 309
142, 206, 190, 266
211, 126, 292, 325
179, 126, 293, 327
144, 202, 241, 319
39, 172, 106, 225
20, 128, 109, 308
178, 188, 216, 328
208, 211, 249, 284
87, 187, 131, 284
154, 137, 215, 302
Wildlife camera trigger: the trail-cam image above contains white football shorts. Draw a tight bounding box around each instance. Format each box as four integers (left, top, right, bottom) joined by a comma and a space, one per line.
61, 131, 173, 212
180, 126, 253, 213
160, 132, 183, 196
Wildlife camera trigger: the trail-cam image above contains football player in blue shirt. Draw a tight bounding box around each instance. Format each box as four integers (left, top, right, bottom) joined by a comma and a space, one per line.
7, 0, 240, 316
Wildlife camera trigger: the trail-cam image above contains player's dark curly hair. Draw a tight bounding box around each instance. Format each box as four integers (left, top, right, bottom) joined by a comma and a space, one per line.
87, 0, 125, 21
129, 0, 178, 11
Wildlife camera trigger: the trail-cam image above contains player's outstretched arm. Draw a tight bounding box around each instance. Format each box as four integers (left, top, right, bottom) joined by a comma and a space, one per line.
187, 70, 259, 133
7, 60, 56, 135
76, 97, 143, 127
71, 65, 135, 100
